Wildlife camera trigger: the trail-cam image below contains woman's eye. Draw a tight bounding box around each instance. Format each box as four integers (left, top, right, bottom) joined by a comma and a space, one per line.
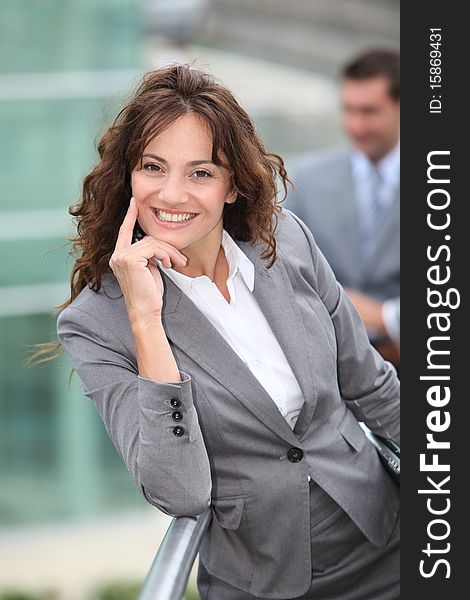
194, 170, 212, 179
143, 163, 162, 173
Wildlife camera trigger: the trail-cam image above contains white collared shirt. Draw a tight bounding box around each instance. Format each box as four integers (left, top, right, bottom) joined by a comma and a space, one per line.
156, 228, 305, 431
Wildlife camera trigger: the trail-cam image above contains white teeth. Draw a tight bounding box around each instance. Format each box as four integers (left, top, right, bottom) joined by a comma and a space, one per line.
155, 209, 196, 222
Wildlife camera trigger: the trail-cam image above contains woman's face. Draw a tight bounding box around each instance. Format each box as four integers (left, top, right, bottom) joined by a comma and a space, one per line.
131, 112, 236, 253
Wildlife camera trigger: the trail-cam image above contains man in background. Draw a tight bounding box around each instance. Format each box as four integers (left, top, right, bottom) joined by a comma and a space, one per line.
286, 48, 400, 364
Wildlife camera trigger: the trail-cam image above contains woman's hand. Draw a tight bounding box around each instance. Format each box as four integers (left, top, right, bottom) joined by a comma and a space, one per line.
109, 197, 187, 323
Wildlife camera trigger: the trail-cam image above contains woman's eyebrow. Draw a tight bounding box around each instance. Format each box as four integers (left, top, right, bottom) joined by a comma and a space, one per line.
142, 153, 215, 166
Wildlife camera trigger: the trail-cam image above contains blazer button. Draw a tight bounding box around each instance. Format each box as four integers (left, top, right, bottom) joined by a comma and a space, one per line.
173, 426, 185, 437
287, 447, 304, 462
172, 410, 183, 422
170, 398, 181, 408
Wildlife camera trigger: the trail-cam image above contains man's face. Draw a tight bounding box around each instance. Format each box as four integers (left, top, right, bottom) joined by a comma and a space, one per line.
340, 75, 400, 162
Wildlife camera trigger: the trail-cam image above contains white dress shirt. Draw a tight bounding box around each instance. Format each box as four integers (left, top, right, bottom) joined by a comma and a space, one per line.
382, 297, 400, 344
156, 228, 306, 431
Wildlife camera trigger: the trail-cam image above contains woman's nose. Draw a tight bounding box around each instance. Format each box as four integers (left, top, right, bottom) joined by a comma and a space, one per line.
158, 173, 188, 205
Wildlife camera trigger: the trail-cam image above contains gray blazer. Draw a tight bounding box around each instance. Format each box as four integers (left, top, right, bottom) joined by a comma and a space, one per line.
57, 208, 400, 599
285, 146, 400, 302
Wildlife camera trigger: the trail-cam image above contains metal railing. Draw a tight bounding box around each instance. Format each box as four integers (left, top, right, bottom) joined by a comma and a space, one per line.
138, 507, 212, 600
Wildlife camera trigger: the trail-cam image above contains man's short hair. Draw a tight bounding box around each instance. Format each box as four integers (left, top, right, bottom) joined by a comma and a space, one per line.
342, 48, 400, 101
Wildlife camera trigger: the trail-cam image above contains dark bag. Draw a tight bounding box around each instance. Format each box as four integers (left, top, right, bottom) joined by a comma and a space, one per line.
359, 423, 400, 486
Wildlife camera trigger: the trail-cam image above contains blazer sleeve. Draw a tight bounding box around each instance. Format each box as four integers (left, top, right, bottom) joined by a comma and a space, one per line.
56, 305, 212, 517
289, 211, 400, 445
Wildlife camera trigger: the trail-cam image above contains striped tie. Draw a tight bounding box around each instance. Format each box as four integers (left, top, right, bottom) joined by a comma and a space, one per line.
360, 166, 383, 257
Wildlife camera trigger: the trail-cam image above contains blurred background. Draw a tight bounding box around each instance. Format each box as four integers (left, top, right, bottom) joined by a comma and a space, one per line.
0, 1, 399, 598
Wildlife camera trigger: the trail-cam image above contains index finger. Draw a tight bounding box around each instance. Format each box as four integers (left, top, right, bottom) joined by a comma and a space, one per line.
115, 197, 138, 250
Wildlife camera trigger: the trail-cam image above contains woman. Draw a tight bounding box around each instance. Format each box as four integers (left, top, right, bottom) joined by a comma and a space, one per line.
43, 65, 399, 599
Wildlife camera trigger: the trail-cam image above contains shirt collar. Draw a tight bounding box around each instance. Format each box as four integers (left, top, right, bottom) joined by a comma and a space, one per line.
157, 228, 255, 297
376, 140, 400, 186
221, 228, 255, 291
350, 140, 400, 187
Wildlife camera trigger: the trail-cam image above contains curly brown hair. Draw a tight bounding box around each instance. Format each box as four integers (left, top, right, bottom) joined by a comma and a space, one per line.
26, 63, 291, 367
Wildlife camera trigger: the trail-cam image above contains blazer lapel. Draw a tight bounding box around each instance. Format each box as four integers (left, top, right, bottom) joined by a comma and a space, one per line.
160, 237, 317, 444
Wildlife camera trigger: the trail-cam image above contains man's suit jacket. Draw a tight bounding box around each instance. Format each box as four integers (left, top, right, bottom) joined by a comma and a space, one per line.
286, 146, 400, 302
57, 208, 400, 599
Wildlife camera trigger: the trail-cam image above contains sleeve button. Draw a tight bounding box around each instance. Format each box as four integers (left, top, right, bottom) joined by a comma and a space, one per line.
170, 398, 181, 408
172, 410, 183, 422
173, 426, 185, 437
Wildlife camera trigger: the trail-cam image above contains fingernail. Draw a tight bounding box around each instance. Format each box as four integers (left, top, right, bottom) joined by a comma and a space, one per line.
130, 196, 135, 205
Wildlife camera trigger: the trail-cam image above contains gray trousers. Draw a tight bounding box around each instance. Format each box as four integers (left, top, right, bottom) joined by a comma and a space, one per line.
197, 478, 400, 599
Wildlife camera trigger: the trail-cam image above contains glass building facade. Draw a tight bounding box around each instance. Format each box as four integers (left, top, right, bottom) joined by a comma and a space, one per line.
0, 0, 145, 528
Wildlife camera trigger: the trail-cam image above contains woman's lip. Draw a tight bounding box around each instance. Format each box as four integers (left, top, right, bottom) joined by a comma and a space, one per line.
150, 207, 199, 229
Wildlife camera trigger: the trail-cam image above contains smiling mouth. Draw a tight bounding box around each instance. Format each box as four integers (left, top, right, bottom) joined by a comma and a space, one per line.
152, 208, 198, 222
